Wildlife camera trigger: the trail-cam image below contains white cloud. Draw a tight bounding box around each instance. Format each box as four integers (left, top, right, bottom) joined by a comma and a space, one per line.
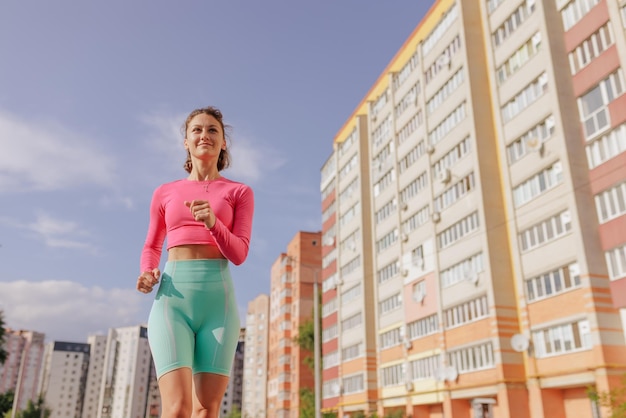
0, 280, 151, 342
1, 212, 96, 252
0, 111, 116, 192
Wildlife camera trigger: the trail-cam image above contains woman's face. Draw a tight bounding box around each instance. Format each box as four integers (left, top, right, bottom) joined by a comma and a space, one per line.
184, 113, 226, 162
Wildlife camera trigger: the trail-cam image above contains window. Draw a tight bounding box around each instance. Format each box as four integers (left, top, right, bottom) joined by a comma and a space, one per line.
381, 363, 405, 387
379, 293, 402, 315
412, 281, 426, 303
395, 81, 421, 118
322, 324, 338, 342
569, 23, 614, 74
560, 0, 600, 31
433, 172, 476, 212
606, 244, 626, 281
322, 378, 340, 399
338, 154, 358, 181
519, 211, 572, 251
393, 54, 420, 90
595, 181, 626, 223
512, 161, 563, 207
377, 259, 400, 284
340, 256, 360, 277
507, 115, 555, 163
342, 312, 362, 331
376, 228, 399, 252
399, 172, 428, 203
342, 283, 362, 304
322, 297, 337, 317
398, 142, 426, 174
438, 211, 480, 249
396, 111, 423, 145
410, 354, 441, 380
373, 168, 396, 197
433, 136, 471, 176
447, 342, 495, 372
342, 374, 364, 394
533, 320, 592, 357
444, 295, 489, 328
502, 73, 548, 122
372, 115, 392, 149
342, 342, 363, 361
526, 263, 581, 301
586, 123, 626, 169
401, 205, 430, 234
323, 351, 339, 369
422, 3, 459, 56
338, 178, 359, 203
339, 201, 360, 226
492, 0, 536, 46
578, 70, 625, 140
497, 32, 542, 85
407, 314, 439, 339
441, 253, 484, 288
338, 129, 357, 157
380, 327, 402, 349
428, 102, 466, 146
427, 68, 464, 114
425, 35, 462, 85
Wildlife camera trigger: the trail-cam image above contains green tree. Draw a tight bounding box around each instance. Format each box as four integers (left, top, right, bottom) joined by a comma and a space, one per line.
294, 320, 315, 371
7, 396, 51, 418
0, 311, 8, 365
225, 405, 242, 418
0, 391, 14, 416
588, 374, 626, 418
299, 388, 314, 418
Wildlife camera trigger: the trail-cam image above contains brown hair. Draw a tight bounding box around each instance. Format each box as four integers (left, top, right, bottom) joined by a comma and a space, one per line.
182, 106, 232, 173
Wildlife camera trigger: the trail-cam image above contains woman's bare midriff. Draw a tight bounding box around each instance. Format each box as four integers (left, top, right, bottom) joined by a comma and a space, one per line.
168, 244, 226, 261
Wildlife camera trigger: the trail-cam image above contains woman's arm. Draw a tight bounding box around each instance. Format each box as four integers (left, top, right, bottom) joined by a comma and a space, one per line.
208, 185, 254, 265
140, 186, 166, 272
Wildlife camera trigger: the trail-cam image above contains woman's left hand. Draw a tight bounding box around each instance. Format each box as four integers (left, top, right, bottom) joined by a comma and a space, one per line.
185, 200, 216, 229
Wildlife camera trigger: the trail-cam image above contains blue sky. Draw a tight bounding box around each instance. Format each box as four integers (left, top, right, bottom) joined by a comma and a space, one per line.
0, 1, 432, 342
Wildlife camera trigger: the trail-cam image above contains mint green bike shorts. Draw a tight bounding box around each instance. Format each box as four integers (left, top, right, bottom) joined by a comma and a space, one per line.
147, 259, 240, 379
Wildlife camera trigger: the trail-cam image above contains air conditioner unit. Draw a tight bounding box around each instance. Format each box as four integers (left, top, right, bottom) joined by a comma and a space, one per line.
432, 211, 441, 223
437, 168, 451, 184
400, 202, 409, 211
371, 113, 377, 123
426, 144, 435, 154
523, 136, 543, 153
401, 233, 409, 242
401, 269, 409, 277
405, 382, 414, 392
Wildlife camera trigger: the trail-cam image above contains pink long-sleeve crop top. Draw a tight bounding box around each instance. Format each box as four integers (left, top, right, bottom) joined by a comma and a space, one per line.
140, 177, 254, 271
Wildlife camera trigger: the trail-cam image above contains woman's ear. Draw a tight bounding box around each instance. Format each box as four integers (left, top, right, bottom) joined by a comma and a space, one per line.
183, 138, 189, 150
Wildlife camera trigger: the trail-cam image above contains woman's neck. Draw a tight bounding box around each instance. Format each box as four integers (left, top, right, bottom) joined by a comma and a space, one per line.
188, 166, 221, 181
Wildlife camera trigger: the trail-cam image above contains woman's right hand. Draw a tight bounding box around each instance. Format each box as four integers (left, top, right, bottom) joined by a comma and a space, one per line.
137, 268, 160, 294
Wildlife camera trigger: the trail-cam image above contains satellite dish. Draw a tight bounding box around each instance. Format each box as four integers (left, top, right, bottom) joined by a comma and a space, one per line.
445, 366, 458, 382
510, 334, 530, 352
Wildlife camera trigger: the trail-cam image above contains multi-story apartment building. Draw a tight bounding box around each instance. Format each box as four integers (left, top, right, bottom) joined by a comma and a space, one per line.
0, 329, 45, 412
320, 0, 626, 417
96, 325, 156, 418
81, 335, 108, 418
221, 328, 245, 418
267, 231, 321, 418
38, 341, 90, 418
242, 294, 270, 418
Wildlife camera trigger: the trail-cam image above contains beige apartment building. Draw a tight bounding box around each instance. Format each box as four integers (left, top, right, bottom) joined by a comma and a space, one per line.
242, 294, 270, 418
319, 0, 626, 417
266, 231, 322, 418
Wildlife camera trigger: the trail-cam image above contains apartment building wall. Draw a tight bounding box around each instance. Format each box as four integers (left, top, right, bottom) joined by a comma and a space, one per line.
96, 326, 154, 418
266, 231, 321, 418
242, 294, 270, 418
81, 335, 108, 418
39, 341, 90, 418
0, 330, 46, 412
221, 329, 245, 418
322, 0, 626, 417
